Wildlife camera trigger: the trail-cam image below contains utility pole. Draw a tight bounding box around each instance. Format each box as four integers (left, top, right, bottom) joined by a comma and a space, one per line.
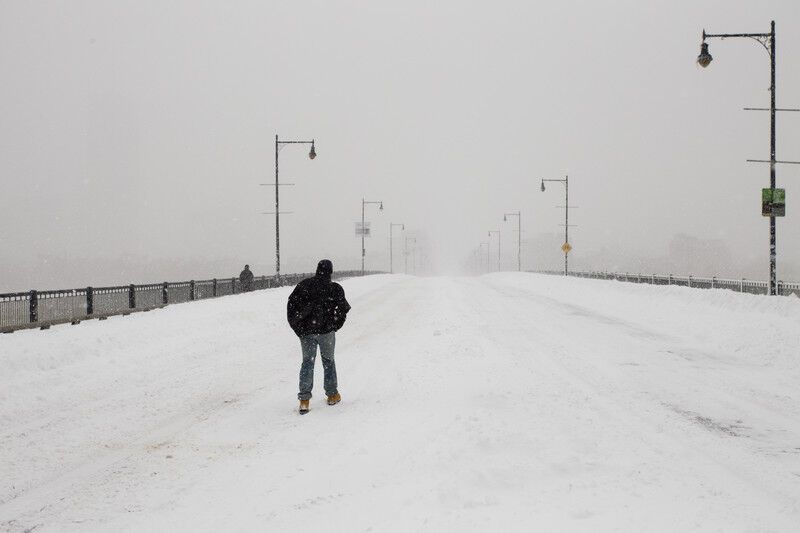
263, 135, 315, 284
541, 175, 573, 276
503, 211, 522, 271
697, 20, 797, 295
488, 230, 501, 272
361, 198, 384, 276
405, 236, 416, 275
389, 223, 405, 274
479, 242, 490, 273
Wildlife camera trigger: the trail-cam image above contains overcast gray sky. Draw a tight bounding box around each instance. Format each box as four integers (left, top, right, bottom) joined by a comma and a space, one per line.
1, 0, 798, 290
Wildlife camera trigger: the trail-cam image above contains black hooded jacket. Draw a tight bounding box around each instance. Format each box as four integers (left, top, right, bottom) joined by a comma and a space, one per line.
287, 260, 351, 337
239, 267, 254, 291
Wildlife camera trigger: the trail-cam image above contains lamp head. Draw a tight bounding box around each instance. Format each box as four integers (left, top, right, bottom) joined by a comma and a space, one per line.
309, 141, 316, 159
503, 214, 507, 222
379, 202, 384, 211
697, 41, 712, 68
401, 224, 405, 230
540, 181, 546, 192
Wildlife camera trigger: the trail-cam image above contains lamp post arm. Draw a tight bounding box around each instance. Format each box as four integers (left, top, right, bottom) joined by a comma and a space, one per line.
703, 30, 773, 57
704, 32, 770, 38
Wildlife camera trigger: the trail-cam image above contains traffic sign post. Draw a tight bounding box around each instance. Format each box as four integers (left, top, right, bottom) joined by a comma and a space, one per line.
762, 188, 786, 217
360, 199, 383, 275
355, 222, 371, 237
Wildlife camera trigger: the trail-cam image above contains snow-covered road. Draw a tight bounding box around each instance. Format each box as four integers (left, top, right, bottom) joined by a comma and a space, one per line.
2, 273, 800, 532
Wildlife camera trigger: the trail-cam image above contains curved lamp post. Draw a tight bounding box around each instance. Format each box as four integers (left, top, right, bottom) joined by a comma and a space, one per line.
405, 236, 417, 275
488, 230, 501, 272
541, 175, 570, 275
478, 242, 490, 274
267, 135, 316, 284
361, 199, 384, 275
503, 211, 522, 271
697, 21, 780, 295
389, 223, 405, 274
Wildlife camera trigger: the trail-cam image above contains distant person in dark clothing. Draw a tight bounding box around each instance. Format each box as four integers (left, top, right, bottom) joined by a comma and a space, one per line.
287, 259, 351, 414
239, 264, 254, 292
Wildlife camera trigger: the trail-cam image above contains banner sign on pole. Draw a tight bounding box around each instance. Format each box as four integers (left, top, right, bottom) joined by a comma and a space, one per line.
762, 188, 786, 217
355, 222, 371, 236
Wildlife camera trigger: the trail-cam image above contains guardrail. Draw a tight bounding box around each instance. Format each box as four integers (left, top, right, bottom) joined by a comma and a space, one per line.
1, 271, 379, 334
536, 270, 800, 297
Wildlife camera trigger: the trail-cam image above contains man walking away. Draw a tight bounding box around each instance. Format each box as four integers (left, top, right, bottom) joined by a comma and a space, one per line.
239, 264, 254, 292
287, 259, 351, 414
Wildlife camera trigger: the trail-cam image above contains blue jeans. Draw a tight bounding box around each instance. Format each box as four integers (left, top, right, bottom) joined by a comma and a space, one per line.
298, 332, 337, 401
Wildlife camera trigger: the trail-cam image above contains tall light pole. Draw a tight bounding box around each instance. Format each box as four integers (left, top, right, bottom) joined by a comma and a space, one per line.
404, 236, 416, 274
487, 230, 501, 272
503, 211, 522, 271
264, 134, 315, 284
479, 242, 490, 273
389, 223, 404, 274
697, 21, 785, 295
541, 175, 571, 276
361, 198, 384, 276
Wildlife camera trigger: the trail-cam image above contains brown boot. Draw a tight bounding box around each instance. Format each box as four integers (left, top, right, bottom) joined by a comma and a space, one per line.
299, 399, 310, 414
327, 393, 341, 406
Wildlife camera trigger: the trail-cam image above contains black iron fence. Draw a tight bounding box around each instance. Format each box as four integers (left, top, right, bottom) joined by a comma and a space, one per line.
535, 270, 800, 297
1, 271, 379, 333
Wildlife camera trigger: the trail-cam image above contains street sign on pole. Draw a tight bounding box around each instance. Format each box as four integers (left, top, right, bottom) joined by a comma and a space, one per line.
561, 242, 572, 254
762, 188, 786, 217
355, 222, 371, 237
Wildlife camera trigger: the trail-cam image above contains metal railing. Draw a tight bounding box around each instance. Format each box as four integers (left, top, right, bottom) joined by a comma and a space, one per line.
1, 270, 379, 333
535, 270, 800, 297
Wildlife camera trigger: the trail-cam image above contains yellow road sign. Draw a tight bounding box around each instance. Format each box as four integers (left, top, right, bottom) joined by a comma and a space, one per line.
561, 242, 572, 254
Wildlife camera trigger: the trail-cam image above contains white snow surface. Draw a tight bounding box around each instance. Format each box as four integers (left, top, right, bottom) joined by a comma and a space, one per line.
2, 273, 800, 532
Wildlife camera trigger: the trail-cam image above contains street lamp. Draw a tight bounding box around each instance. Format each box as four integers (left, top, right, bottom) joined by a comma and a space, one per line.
503, 211, 522, 271
389, 223, 405, 274
697, 21, 782, 295
540, 175, 571, 276
488, 230, 501, 272
478, 242, 490, 273
697, 42, 713, 68
361, 199, 384, 276
404, 236, 417, 275
264, 134, 316, 284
